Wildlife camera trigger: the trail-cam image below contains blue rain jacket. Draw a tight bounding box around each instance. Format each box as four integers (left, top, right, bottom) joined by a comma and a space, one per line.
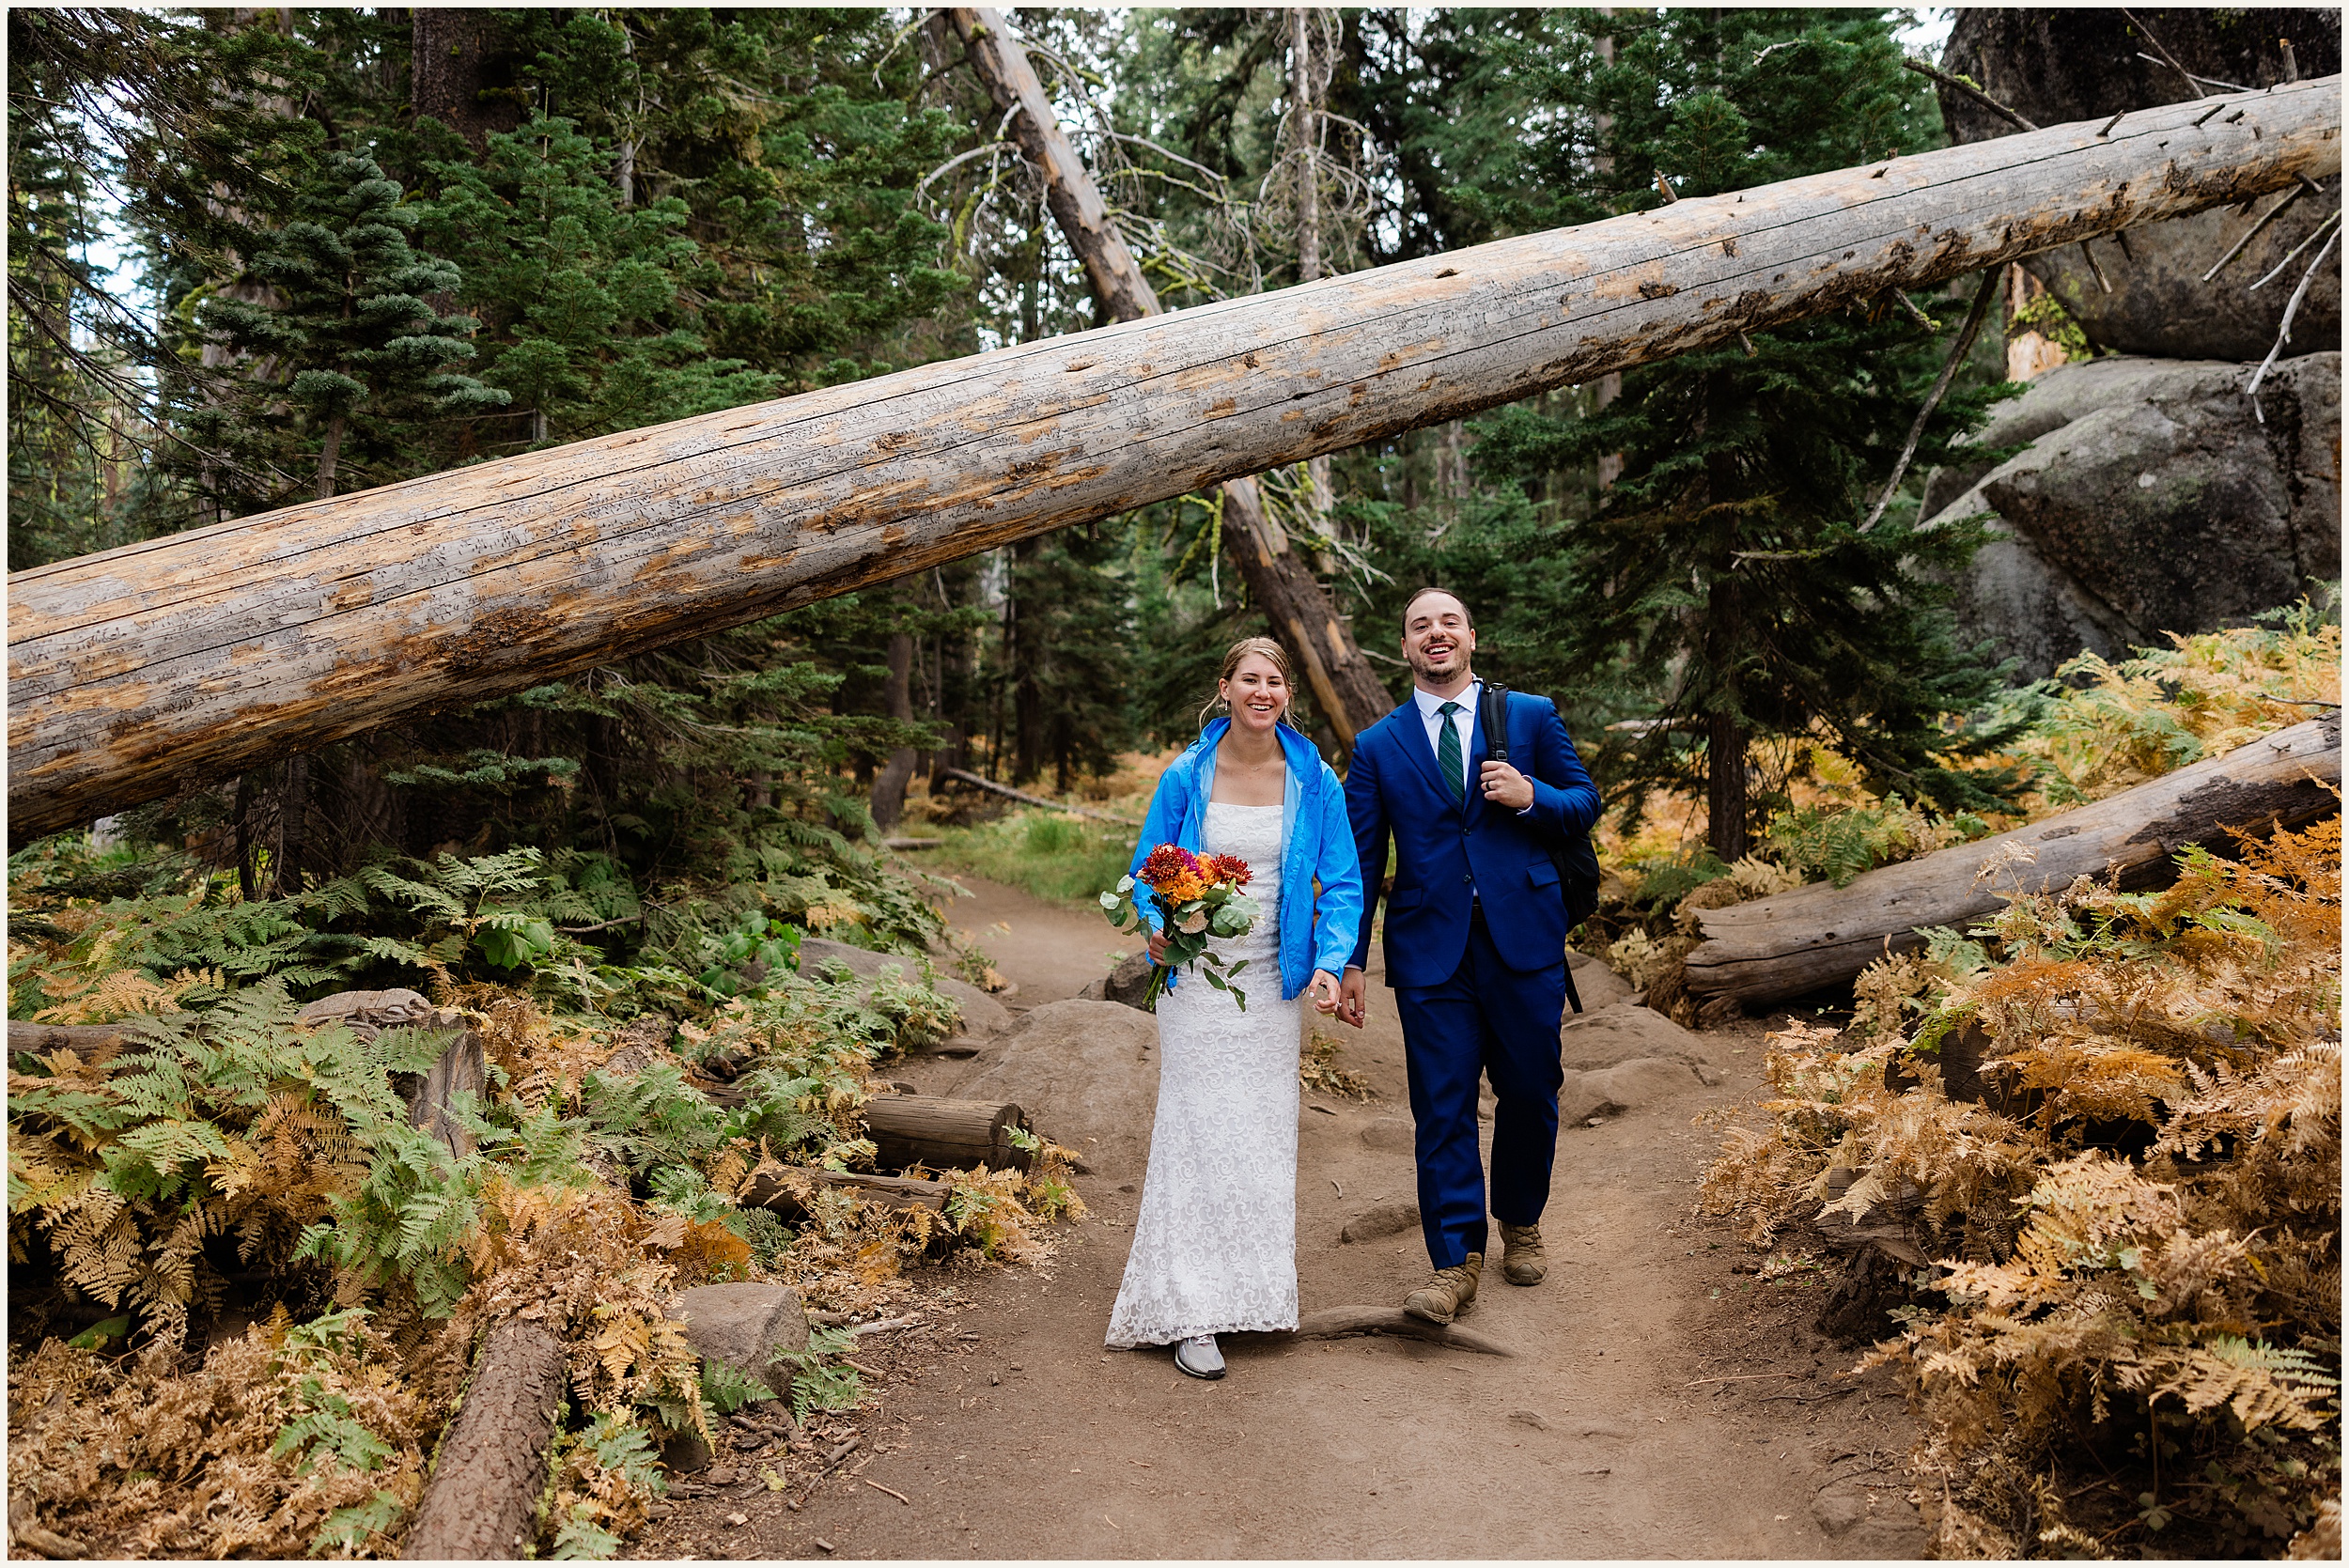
1128, 718, 1363, 1001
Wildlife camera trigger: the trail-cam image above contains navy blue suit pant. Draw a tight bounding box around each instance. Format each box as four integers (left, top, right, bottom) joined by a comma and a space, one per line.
1392, 905, 1566, 1269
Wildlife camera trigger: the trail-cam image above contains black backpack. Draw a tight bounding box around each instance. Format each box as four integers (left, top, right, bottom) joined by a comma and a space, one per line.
1482, 682, 1604, 1010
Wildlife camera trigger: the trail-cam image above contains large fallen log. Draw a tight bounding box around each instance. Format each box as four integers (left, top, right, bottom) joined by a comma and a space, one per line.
399, 1317, 567, 1560
1684, 713, 2341, 1006
8, 79, 2337, 838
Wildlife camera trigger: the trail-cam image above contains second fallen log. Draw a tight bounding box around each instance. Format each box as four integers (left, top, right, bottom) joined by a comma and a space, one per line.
861, 1094, 1032, 1172
1683, 713, 2342, 1006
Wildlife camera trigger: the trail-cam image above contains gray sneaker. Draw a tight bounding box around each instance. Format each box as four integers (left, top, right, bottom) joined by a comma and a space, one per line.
1174, 1334, 1225, 1380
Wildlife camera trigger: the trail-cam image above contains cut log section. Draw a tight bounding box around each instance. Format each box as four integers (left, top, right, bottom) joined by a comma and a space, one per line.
738, 1167, 950, 1216
862, 1094, 1031, 1172
1684, 713, 2342, 1006
399, 1318, 567, 1560
11, 80, 2337, 838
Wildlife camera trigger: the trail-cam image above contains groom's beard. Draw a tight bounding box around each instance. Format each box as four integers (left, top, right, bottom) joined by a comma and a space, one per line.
1408, 648, 1467, 685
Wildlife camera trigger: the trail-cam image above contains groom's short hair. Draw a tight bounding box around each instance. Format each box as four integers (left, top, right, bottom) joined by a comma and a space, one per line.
1402, 586, 1474, 627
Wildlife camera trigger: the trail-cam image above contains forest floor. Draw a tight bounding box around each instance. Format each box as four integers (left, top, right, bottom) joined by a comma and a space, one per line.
641, 874, 1929, 1560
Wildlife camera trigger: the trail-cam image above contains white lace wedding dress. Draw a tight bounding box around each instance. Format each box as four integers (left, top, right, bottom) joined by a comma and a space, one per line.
1106, 801, 1300, 1348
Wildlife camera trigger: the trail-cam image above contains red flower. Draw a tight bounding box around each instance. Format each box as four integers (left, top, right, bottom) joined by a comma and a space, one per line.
1205, 853, 1252, 888
1139, 843, 1201, 885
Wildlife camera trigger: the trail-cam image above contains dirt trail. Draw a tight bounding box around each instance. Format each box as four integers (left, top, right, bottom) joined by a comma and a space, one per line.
647, 874, 1926, 1560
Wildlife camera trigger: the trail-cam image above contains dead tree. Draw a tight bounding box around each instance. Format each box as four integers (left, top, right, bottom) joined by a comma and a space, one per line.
944, 6, 1395, 746
9, 77, 2337, 838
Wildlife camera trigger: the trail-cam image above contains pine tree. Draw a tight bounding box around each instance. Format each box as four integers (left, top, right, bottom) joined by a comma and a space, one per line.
187, 151, 507, 504
1374, 8, 2029, 854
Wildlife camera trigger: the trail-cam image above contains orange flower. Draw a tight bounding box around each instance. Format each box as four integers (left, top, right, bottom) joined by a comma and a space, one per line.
1159, 870, 1207, 904
1205, 853, 1253, 888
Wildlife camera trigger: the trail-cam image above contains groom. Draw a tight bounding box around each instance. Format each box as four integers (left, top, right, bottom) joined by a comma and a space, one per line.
1335, 587, 1601, 1324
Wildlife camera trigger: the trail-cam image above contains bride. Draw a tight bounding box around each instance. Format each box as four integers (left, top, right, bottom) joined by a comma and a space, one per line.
1105, 637, 1363, 1379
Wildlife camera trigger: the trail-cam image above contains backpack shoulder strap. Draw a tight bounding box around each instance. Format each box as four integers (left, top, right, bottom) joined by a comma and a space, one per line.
1479, 681, 1511, 762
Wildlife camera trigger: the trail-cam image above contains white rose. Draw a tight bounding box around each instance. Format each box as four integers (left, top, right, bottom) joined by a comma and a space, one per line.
1178, 909, 1209, 934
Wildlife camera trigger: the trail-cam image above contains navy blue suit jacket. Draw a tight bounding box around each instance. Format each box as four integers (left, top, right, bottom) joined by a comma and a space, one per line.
1344, 688, 1601, 987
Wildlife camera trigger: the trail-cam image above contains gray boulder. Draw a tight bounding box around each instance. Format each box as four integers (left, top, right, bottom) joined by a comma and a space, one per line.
1565, 950, 1634, 1013
1339, 1198, 1422, 1244
670, 1282, 809, 1397
797, 937, 1013, 1040
1938, 9, 2340, 361
947, 999, 1160, 1177
1922, 352, 2341, 679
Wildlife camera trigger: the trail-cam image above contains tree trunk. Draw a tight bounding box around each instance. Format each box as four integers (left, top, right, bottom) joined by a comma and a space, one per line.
412, 9, 521, 151
277, 753, 309, 894
1291, 9, 1336, 541
1702, 388, 1746, 862
10, 79, 2337, 839
398, 1318, 566, 1560
1009, 537, 1045, 784
1591, 13, 1624, 490
314, 411, 347, 501
945, 4, 1389, 747
1704, 709, 1748, 863
1681, 713, 2342, 1005
870, 628, 917, 832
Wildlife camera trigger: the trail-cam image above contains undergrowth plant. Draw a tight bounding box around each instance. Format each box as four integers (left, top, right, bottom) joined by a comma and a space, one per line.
1701, 815, 2342, 1557
6, 829, 1084, 1559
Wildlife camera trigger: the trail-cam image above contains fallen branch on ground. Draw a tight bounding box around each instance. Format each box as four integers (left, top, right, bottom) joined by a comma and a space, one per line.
1282, 1306, 1518, 1357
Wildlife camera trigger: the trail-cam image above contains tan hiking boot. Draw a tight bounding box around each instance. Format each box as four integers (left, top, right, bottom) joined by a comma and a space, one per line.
1500, 1222, 1548, 1285
1403, 1251, 1484, 1325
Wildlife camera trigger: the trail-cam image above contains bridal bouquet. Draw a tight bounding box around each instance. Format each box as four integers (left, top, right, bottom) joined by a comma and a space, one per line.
1100, 844, 1263, 1012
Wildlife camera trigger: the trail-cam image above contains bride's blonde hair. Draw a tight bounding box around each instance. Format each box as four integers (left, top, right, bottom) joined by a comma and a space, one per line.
1200, 636, 1301, 730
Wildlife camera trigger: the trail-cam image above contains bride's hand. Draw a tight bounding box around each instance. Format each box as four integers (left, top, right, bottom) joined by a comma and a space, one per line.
1146, 929, 1169, 965
1307, 970, 1341, 1015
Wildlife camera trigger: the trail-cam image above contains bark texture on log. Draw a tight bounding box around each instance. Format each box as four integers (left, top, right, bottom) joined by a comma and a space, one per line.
7, 1021, 126, 1059
944, 6, 1393, 745
400, 1318, 566, 1560
737, 1167, 950, 1215
10, 80, 2339, 838
1684, 713, 2342, 1005
861, 1094, 1031, 1172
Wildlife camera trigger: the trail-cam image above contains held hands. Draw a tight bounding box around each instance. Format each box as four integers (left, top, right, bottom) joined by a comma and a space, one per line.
1306, 970, 1341, 1016
1479, 759, 1534, 812
1335, 967, 1369, 1029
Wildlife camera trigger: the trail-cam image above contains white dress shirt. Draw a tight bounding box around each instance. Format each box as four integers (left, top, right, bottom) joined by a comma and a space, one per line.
1413, 681, 1480, 798
1412, 679, 1534, 818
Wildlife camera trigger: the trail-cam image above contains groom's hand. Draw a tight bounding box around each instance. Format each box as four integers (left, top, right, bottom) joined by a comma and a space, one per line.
1336, 967, 1369, 1029
1479, 759, 1534, 812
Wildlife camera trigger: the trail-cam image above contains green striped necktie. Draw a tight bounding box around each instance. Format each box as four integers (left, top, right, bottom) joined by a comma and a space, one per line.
1437, 700, 1465, 801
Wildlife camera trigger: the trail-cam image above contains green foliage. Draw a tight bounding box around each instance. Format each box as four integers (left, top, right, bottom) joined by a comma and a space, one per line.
768, 1324, 866, 1425
697, 1356, 775, 1419
182, 149, 508, 509
928, 810, 1142, 910
1764, 796, 1989, 888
